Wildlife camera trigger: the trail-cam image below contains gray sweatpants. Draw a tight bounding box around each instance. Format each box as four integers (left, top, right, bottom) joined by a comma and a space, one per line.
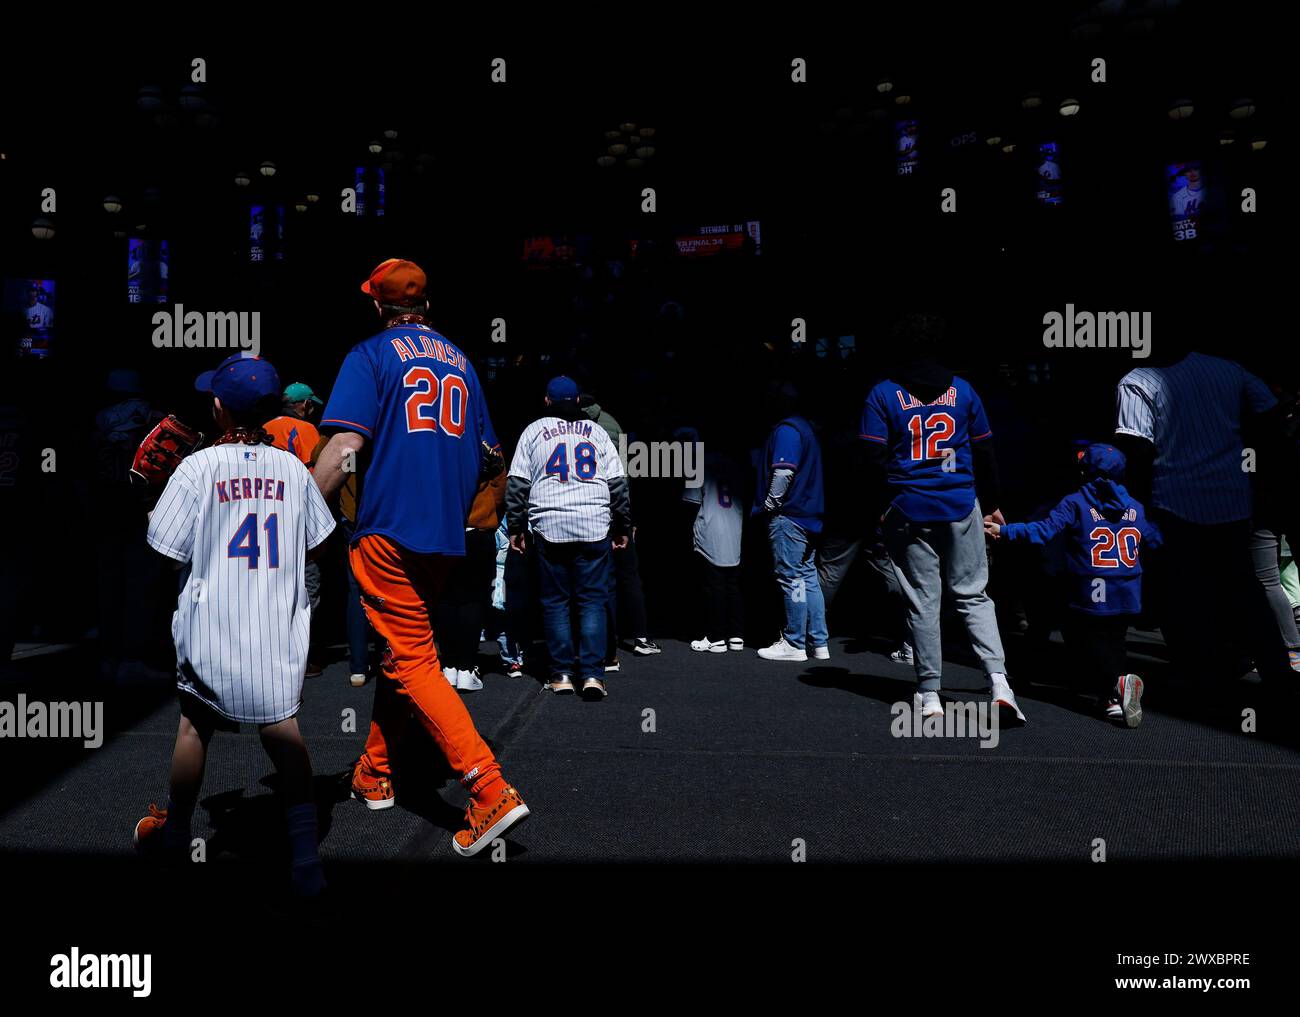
883, 502, 1005, 692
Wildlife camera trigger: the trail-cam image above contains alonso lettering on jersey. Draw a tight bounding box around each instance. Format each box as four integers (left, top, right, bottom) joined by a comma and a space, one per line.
389, 333, 469, 372
215, 477, 287, 503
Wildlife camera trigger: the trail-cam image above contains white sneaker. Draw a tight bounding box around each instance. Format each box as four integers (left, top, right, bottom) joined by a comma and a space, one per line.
757, 638, 807, 662
350, 672, 368, 688
890, 642, 914, 665
914, 690, 944, 718
989, 673, 1026, 723
727, 638, 744, 651
812, 645, 830, 660
691, 638, 727, 653
445, 667, 483, 692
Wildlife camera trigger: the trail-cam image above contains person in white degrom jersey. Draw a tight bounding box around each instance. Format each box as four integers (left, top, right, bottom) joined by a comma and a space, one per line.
506, 376, 632, 700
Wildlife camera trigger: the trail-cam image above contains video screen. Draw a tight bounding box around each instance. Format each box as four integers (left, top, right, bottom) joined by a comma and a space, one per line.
896, 119, 919, 176
1036, 141, 1064, 205
629, 221, 762, 259
353, 167, 386, 218
249, 204, 265, 262
127, 239, 169, 304
4, 277, 55, 359
1167, 160, 1205, 242
523, 235, 584, 269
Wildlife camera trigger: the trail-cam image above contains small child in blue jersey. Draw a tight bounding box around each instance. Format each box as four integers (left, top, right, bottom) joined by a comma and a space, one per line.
986, 443, 1161, 727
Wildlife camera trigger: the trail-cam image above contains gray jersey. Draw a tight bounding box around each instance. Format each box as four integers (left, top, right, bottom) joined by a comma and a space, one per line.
508, 416, 624, 542
682, 453, 744, 567
146, 442, 335, 724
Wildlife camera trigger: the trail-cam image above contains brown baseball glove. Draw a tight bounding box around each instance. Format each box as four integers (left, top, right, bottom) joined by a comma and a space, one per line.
480, 440, 505, 482
129, 415, 204, 486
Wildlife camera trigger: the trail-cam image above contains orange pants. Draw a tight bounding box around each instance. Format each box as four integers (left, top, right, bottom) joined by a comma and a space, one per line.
350, 534, 501, 797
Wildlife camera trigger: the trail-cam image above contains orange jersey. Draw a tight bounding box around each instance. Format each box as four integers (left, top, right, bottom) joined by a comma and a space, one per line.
263, 416, 321, 467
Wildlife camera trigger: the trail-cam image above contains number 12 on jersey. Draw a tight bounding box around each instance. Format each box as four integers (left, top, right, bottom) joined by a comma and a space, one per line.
228, 512, 280, 569
907, 412, 955, 461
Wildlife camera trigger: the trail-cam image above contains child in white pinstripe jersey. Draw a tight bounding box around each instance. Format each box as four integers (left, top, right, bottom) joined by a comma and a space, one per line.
132, 354, 335, 899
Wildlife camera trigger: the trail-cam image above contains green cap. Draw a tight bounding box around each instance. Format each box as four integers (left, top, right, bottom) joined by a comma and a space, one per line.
283, 382, 323, 405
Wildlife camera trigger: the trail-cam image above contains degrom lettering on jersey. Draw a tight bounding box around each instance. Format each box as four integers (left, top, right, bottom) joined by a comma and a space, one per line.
541, 420, 594, 440
321, 323, 498, 556
146, 443, 335, 725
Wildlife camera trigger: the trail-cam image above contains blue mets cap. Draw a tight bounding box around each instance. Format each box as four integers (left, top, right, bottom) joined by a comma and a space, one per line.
546, 375, 580, 401
195, 353, 281, 414
1081, 443, 1127, 481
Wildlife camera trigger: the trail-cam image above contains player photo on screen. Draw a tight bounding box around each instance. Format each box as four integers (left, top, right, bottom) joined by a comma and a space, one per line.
1167, 159, 1205, 242
250, 204, 265, 263
1036, 141, 1064, 205
128, 239, 169, 303
896, 119, 919, 176
4, 277, 55, 358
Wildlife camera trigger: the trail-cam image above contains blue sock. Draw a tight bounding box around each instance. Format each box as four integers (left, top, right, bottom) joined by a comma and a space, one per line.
285, 803, 326, 897
162, 797, 193, 852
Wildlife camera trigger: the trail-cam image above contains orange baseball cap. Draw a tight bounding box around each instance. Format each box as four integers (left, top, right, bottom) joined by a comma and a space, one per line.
361, 258, 427, 305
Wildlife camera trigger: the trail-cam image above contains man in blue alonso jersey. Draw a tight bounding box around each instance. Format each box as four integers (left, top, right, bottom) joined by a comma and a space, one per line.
860, 313, 1026, 722
753, 384, 829, 662
313, 259, 529, 857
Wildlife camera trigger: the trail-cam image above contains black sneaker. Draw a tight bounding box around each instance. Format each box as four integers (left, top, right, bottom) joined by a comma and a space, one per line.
632, 638, 661, 656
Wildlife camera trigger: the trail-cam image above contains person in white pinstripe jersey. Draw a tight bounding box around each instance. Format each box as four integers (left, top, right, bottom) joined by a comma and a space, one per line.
506, 376, 632, 699
1115, 348, 1290, 682
132, 354, 335, 899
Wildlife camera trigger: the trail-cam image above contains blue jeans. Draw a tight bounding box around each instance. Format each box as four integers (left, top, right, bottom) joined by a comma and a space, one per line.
486, 607, 523, 666
769, 515, 828, 650
341, 517, 373, 673
537, 536, 611, 680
